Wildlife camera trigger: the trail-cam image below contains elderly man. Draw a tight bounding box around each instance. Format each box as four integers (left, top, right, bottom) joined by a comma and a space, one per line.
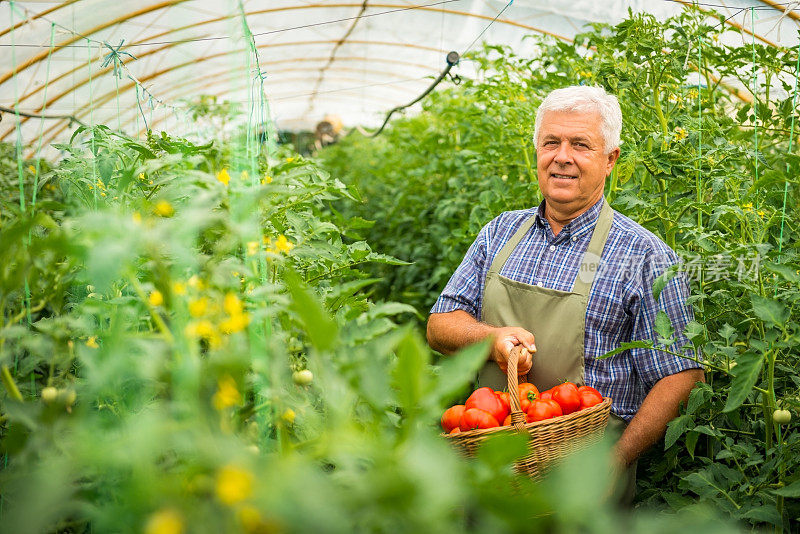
427, 85, 704, 501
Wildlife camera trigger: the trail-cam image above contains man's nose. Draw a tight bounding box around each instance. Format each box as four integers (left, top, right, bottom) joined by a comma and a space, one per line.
554, 141, 573, 165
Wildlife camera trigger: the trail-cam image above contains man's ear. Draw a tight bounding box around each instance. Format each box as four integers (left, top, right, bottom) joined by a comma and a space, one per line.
606, 147, 621, 174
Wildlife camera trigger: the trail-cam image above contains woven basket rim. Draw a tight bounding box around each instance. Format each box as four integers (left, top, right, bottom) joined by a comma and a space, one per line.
443, 396, 612, 439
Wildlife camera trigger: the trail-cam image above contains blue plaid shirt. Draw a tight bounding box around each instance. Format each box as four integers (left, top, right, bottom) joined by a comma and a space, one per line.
431, 197, 701, 421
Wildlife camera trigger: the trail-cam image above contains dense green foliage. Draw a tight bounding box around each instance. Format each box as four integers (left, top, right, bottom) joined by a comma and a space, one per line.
0, 120, 743, 533
319, 10, 800, 531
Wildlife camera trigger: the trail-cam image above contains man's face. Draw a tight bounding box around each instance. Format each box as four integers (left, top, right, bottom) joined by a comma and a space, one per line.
536, 110, 620, 214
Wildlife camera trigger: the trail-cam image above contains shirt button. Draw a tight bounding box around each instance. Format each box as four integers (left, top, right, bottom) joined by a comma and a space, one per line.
549, 245, 556, 252
572, 236, 577, 242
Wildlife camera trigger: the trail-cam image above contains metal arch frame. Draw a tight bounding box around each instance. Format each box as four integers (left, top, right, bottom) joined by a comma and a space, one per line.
32, 53, 437, 146
107, 69, 422, 137
4, 0, 783, 147
756, 0, 800, 23
0, 0, 193, 86
0, 0, 82, 40
1, 2, 574, 90
4, 38, 446, 140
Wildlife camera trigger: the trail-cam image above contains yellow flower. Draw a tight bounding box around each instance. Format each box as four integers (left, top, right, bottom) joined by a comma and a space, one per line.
220, 312, 250, 334
187, 275, 205, 290
281, 408, 296, 424
241, 170, 249, 181
185, 320, 219, 347
285, 157, 295, 163
273, 235, 294, 254
247, 241, 259, 256
742, 202, 754, 212
132, 212, 142, 225
144, 508, 185, 534
223, 293, 243, 316
138, 173, 145, 181
149, 180, 154, 185
172, 281, 187, 296
262, 175, 273, 184
757, 209, 766, 217
154, 200, 174, 217
100, 192, 107, 197
188, 297, 208, 317
28, 165, 36, 173
673, 127, 688, 141
148, 290, 164, 307
86, 336, 99, 348
216, 464, 253, 505
216, 169, 231, 186
212, 375, 243, 411
687, 88, 699, 100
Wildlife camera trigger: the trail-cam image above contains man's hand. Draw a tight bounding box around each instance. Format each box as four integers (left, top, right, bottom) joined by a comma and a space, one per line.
490, 327, 536, 375
427, 310, 535, 375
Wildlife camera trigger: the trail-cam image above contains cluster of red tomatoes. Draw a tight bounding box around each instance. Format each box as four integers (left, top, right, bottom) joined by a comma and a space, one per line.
441, 382, 604, 434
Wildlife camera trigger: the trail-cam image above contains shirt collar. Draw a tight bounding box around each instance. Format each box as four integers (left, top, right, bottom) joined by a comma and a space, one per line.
534, 196, 605, 240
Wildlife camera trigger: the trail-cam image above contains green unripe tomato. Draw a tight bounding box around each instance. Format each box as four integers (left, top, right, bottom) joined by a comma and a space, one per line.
41, 386, 58, 403
59, 389, 77, 406
773, 409, 791, 425
292, 369, 313, 386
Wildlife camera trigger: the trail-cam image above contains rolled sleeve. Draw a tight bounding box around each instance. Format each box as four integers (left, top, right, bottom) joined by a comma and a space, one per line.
630, 247, 702, 389
430, 222, 491, 318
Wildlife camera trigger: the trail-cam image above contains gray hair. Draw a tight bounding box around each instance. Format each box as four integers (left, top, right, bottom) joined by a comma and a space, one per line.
533, 86, 622, 153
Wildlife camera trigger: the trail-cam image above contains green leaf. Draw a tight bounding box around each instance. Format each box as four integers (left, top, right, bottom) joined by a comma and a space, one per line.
598, 340, 652, 359
685, 430, 699, 459
652, 264, 679, 301
284, 270, 338, 352
750, 294, 789, 327
655, 310, 674, 341
686, 383, 712, 415
723, 352, 763, 413
475, 432, 529, 471
773, 479, 800, 497
763, 261, 800, 283
664, 414, 692, 449
391, 328, 430, 415
430, 340, 491, 404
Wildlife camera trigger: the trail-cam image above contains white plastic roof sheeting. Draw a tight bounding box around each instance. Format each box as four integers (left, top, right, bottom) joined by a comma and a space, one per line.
2, 0, 800, 155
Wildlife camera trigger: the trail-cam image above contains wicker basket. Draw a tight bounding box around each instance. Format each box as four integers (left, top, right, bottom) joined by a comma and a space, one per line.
446, 345, 612, 479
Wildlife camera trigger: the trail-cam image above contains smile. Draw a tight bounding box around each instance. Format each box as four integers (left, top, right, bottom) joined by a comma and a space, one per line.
551, 173, 578, 180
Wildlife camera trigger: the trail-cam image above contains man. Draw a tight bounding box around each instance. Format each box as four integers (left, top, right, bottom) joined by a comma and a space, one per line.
427, 85, 704, 499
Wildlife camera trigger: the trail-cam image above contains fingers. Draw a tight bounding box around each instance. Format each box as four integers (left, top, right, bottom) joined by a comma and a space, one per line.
513, 329, 536, 353
518, 347, 533, 375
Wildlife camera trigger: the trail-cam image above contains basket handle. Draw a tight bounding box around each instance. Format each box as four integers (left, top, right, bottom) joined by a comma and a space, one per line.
506, 345, 530, 432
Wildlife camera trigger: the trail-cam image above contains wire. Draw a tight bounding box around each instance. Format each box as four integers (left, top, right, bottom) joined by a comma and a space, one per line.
461, 0, 514, 56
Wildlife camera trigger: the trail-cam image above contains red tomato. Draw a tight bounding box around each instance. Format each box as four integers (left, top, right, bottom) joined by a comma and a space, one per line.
517, 383, 540, 412
449, 427, 461, 435
494, 391, 511, 423
551, 382, 581, 415
577, 386, 603, 409
459, 408, 500, 430
465, 387, 505, 423
526, 398, 563, 422
577, 385, 602, 397
441, 405, 465, 432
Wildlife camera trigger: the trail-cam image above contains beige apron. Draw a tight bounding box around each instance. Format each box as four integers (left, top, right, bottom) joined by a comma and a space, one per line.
477, 198, 636, 505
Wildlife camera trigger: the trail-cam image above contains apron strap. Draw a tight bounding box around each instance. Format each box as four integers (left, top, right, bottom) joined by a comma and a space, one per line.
571, 198, 614, 296
487, 211, 538, 275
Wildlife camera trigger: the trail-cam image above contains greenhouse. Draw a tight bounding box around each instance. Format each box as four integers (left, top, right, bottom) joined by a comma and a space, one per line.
1, 0, 799, 532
